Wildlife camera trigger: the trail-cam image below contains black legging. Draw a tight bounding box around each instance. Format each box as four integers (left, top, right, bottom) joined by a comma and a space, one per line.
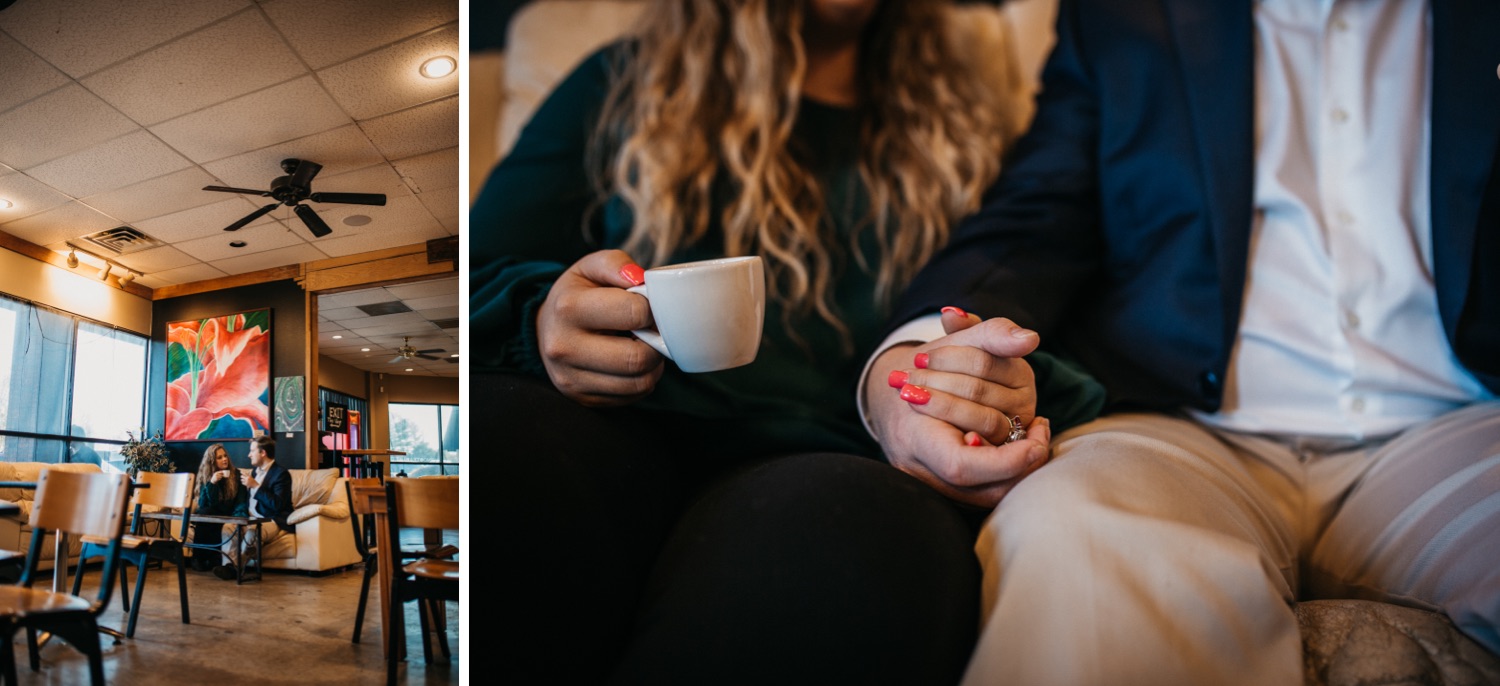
491, 372, 982, 685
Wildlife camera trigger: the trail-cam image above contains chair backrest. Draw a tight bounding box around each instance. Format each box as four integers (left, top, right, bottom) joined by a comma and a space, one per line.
386, 478, 459, 531
30, 470, 131, 539
24, 470, 132, 605
133, 470, 195, 509
345, 477, 383, 555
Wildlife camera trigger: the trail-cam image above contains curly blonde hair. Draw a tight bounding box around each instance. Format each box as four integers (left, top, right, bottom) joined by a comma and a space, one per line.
197, 443, 239, 503
594, 0, 1013, 344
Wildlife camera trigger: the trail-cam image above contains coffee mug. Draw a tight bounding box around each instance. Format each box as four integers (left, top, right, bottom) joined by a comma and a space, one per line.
626, 256, 765, 373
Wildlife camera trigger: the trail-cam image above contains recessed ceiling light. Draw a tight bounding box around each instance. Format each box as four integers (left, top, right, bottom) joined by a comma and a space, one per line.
343, 214, 372, 227
332, 335, 343, 339
0, 199, 12, 210
420, 55, 456, 79
229, 240, 247, 248
361, 347, 370, 352
405, 368, 414, 372
449, 353, 458, 358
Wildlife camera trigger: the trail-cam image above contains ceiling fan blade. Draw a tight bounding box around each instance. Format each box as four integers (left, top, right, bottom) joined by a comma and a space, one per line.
204, 185, 272, 197
415, 348, 445, 354
294, 203, 333, 238
288, 159, 322, 189
414, 354, 441, 361
444, 357, 458, 363
309, 192, 386, 206
222, 203, 280, 232
389, 356, 406, 364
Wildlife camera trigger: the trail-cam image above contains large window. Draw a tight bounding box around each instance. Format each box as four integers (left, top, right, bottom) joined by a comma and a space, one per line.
0, 295, 149, 466
388, 403, 459, 476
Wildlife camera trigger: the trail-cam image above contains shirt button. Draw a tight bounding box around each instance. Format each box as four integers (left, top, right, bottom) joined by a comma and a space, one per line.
1331, 108, 1349, 124
1343, 309, 1360, 329
1350, 396, 1366, 413
1200, 370, 1222, 398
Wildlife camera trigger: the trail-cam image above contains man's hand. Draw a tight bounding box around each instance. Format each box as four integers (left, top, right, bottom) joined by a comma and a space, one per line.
241, 472, 259, 489
867, 312, 1052, 508
537, 249, 666, 406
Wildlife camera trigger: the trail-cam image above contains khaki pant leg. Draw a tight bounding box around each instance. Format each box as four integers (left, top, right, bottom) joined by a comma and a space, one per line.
1306, 401, 1500, 653
963, 413, 1303, 686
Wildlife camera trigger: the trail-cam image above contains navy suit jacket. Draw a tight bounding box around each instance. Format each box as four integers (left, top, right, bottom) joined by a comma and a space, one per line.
894, 0, 1500, 412
251, 462, 296, 533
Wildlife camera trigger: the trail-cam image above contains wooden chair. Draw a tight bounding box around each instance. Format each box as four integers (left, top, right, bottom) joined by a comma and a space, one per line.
384, 477, 460, 686
346, 477, 382, 644
73, 471, 195, 638
0, 470, 131, 685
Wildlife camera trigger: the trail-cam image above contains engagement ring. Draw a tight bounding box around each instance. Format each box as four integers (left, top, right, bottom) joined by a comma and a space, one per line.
1005, 415, 1027, 444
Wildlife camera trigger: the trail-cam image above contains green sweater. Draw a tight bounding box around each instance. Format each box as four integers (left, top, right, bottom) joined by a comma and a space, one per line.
471, 44, 1104, 461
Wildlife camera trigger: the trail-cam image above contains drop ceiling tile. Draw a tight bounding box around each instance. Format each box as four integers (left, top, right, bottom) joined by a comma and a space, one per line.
0, 0, 249, 77
392, 147, 458, 193
314, 163, 415, 202
0, 201, 120, 247
318, 25, 458, 120
0, 170, 73, 221
26, 130, 192, 198
80, 167, 223, 223
358, 96, 458, 161
201, 125, 385, 189
147, 262, 230, 287
0, 85, 138, 169
132, 273, 172, 289
319, 288, 402, 309
83, 11, 309, 126
311, 221, 448, 257
150, 76, 353, 163
261, 0, 458, 70
417, 185, 459, 223
350, 321, 441, 338
134, 197, 270, 243
404, 294, 454, 311
320, 307, 367, 322
114, 245, 199, 273
418, 306, 459, 321
208, 243, 329, 275
437, 213, 457, 235
308, 195, 438, 240
173, 221, 309, 262
0, 33, 70, 113
318, 320, 348, 332
347, 311, 428, 328
385, 277, 457, 300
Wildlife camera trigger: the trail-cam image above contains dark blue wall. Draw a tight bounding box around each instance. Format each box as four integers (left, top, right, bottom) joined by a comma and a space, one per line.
148, 280, 307, 472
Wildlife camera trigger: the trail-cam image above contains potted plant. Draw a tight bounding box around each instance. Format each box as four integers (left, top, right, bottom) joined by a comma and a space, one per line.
120, 430, 171, 479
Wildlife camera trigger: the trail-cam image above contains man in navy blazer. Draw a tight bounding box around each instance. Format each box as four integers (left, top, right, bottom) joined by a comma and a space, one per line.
863, 1, 1500, 683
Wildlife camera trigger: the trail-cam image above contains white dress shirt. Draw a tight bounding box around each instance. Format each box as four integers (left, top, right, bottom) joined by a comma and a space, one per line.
1198, 0, 1491, 438
248, 462, 270, 518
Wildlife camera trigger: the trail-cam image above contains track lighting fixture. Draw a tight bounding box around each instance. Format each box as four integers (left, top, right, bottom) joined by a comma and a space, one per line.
66, 249, 78, 268
118, 271, 136, 287
97, 263, 112, 281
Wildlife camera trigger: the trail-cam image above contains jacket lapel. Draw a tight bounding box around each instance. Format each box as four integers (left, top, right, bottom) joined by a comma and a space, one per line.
1162, 0, 1255, 348
1429, 0, 1500, 335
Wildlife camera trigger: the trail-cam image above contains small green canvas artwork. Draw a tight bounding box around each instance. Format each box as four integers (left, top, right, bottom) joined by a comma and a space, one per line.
274, 376, 305, 433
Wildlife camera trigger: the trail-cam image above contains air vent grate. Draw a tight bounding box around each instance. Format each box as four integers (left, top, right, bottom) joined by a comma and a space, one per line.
431, 318, 459, 330
79, 226, 164, 255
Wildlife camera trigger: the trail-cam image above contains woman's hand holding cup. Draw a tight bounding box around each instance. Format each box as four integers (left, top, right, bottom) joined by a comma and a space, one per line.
537, 249, 666, 407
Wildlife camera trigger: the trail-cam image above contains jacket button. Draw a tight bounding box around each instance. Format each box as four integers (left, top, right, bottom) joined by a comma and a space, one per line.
1199, 370, 1222, 397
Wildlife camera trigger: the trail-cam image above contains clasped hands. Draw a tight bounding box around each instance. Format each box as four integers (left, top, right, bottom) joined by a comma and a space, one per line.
866, 308, 1052, 508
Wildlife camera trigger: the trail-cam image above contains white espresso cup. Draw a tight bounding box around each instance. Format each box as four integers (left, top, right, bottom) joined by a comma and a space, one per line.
626, 256, 765, 373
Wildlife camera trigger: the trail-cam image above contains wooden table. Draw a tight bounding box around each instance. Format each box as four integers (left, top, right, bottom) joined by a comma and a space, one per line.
347, 480, 398, 657
141, 512, 269, 584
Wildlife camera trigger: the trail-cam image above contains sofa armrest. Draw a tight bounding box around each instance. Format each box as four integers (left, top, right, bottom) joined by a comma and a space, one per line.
287, 512, 362, 572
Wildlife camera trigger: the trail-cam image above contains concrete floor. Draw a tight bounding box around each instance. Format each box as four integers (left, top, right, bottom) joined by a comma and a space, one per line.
5, 555, 461, 685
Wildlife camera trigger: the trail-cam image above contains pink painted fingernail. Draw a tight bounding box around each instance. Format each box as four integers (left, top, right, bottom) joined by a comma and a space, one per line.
941, 306, 968, 318
965, 432, 983, 447
914, 353, 929, 369
899, 384, 931, 405
620, 264, 645, 286
887, 370, 908, 389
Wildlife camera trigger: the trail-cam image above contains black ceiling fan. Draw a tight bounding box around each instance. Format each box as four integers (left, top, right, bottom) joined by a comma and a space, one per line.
202, 158, 386, 238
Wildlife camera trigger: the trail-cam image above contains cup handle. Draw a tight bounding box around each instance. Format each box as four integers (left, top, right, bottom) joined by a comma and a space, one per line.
625, 284, 672, 360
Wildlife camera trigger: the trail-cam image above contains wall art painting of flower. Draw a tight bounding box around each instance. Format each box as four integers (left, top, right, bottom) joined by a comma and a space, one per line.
165, 309, 271, 441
